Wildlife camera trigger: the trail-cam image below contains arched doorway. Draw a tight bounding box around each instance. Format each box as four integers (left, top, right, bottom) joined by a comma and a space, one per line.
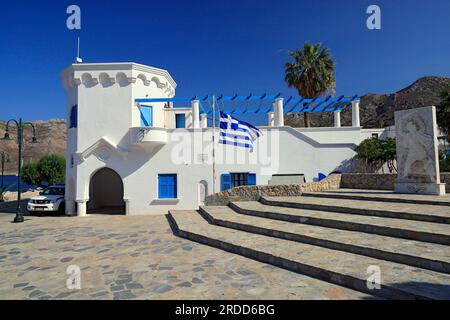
88, 167, 125, 214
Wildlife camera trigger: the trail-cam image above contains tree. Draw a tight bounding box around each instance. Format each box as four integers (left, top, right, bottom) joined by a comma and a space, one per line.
355, 137, 397, 173
284, 43, 336, 127
21, 162, 40, 186
37, 154, 66, 186
436, 90, 450, 140
21, 154, 65, 187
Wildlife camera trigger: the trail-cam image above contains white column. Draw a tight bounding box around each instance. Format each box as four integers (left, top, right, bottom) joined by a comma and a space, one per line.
334, 110, 341, 128
267, 112, 274, 127
201, 113, 207, 128
192, 100, 200, 128
274, 98, 284, 126
351, 100, 360, 127
76, 200, 87, 217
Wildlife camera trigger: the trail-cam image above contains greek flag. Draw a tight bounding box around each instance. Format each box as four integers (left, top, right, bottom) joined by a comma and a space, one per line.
219, 111, 262, 150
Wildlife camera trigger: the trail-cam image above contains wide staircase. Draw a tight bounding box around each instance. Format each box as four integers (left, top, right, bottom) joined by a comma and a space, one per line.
167, 189, 450, 300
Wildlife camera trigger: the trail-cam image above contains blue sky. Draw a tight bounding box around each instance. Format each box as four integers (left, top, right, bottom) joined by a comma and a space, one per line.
0, 0, 449, 123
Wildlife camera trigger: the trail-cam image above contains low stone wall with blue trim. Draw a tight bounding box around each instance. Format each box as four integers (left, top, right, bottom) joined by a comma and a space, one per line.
205, 174, 342, 206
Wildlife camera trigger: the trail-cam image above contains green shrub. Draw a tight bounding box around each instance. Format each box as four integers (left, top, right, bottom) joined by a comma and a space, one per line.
21, 154, 66, 187
355, 137, 397, 173
440, 157, 450, 172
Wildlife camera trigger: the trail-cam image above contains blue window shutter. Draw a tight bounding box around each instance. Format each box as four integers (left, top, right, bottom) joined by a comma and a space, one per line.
70, 105, 78, 128
247, 173, 256, 186
221, 173, 231, 191
158, 174, 177, 199
140, 106, 153, 127
175, 114, 186, 128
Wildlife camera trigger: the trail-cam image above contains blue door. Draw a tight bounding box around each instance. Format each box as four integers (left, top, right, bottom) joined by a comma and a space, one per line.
175, 113, 186, 128
140, 106, 153, 127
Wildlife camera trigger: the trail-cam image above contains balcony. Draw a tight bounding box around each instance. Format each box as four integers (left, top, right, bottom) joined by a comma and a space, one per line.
130, 127, 168, 147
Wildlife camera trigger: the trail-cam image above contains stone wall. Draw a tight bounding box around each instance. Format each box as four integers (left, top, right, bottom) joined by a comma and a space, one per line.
340, 173, 397, 190
205, 174, 342, 205
340, 173, 450, 192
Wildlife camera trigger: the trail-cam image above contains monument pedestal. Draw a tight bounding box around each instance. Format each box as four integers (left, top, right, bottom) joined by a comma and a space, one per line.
395, 182, 446, 196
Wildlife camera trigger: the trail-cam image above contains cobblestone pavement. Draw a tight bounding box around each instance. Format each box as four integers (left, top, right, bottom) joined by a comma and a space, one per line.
0, 211, 370, 300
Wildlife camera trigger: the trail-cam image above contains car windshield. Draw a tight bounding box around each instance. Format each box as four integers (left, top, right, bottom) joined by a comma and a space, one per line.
41, 187, 64, 196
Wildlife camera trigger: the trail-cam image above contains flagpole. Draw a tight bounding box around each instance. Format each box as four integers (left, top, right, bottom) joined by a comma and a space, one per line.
212, 94, 216, 194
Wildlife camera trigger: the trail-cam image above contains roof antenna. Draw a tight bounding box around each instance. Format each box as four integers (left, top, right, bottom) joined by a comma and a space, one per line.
75, 37, 83, 63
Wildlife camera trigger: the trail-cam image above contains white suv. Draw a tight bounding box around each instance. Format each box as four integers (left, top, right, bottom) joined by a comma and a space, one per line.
27, 186, 65, 214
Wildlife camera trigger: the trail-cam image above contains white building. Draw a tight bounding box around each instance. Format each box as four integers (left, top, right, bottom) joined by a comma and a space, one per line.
61, 62, 387, 216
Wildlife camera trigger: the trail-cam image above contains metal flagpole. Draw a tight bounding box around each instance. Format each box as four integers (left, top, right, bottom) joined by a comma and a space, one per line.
212, 94, 216, 194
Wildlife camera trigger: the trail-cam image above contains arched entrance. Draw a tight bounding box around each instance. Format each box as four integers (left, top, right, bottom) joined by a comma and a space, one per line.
88, 167, 125, 214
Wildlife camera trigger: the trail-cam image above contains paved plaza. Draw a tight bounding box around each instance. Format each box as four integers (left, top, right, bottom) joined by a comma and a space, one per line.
0, 210, 370, 300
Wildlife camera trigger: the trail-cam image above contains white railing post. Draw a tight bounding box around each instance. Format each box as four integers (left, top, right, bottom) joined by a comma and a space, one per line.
192, 100, 200, 128
267, 112, 274, 127
352, 100, 360, 127
201, 113, 207, 128
334, 110, 341, 128
274, 98, 284, 126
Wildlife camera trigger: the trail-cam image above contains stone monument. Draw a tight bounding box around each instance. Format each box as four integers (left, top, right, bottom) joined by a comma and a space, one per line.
394, 106, 446, 195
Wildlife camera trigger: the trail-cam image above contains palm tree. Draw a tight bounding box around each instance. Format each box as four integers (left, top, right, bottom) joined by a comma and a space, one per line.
436, 90, 450, 141
284, 43, 336, 127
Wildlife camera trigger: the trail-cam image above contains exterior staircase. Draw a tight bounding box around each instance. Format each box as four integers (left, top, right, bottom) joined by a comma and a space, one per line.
167, 190, 450, 300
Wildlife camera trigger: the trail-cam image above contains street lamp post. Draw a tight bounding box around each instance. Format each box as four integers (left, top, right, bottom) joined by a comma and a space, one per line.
1, 151, 10, 190
2, 118, 37, 223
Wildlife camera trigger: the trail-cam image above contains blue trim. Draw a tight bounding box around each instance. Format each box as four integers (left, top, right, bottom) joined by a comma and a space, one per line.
69, 105, 78, 128
221, 173, 231, 191
248, 173, 256, 186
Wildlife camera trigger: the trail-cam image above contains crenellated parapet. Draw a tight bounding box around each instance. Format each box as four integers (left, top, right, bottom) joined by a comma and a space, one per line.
60, 62, 176, 97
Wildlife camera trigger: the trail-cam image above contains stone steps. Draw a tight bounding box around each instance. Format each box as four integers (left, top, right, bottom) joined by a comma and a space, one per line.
301, 190, 450, 207
198, 206, 450, 274
168, 210, 450, 300
230, 201, 450, 245
260, 196, 450, 224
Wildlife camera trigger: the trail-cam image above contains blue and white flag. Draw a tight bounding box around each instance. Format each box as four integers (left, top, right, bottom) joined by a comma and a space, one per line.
218, 111, 262, 151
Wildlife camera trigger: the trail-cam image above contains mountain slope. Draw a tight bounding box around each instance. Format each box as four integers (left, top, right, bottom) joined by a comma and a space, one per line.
284, 76, 450, 128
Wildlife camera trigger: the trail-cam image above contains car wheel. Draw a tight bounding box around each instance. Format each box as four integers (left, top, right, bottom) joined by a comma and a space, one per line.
58, 202, 66, 215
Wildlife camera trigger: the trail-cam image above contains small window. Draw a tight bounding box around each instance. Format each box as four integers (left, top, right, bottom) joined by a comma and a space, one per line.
158, 174, 177, 199
69, 105, 78, 128
231, 173, 248, 188
221, 172, 256, 191
140, 106, 153, 127
372, 133, 379, 139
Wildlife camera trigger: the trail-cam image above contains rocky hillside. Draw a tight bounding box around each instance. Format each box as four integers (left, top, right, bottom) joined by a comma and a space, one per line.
285, 76, 450, 128
0, 119, 66, 174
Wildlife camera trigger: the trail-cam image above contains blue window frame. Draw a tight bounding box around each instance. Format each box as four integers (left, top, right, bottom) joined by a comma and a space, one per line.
158, 174, 177, 199
69, 105, 78, 128
221, 172, 256, 191
175, 113, 186, 128
140, 106, 153, 127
